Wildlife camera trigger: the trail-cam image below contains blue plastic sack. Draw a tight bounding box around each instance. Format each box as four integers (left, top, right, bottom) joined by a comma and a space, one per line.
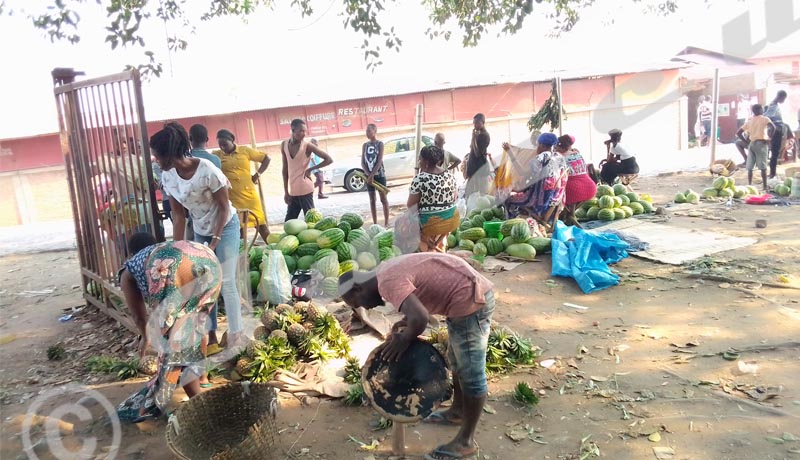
551, 221, 629, 294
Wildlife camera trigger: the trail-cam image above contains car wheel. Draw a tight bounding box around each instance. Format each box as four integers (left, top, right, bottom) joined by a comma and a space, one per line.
344, 169, 366, 193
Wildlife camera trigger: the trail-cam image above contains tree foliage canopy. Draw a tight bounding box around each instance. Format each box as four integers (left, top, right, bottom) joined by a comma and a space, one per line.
1, 0, 681, 77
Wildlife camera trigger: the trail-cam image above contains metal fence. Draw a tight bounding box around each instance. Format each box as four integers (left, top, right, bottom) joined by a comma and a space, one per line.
53, 68, 163, 331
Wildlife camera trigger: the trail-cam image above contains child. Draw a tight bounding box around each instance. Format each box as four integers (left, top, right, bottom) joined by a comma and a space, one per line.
362, 124, 389, 227
737, 104, 775, 190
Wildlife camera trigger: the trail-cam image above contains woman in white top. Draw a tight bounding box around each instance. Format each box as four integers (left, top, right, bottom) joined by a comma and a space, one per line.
600, 129, 640, 185
149, 123, 243, 359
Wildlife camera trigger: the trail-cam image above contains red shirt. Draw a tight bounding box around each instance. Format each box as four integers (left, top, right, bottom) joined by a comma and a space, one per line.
376, 253, 494, 318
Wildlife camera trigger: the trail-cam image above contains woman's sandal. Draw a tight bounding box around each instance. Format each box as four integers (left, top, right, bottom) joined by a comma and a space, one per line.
423, 410, 462, 426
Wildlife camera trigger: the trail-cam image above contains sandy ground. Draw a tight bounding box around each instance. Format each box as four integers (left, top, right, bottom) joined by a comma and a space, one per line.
1, 167, 799, 460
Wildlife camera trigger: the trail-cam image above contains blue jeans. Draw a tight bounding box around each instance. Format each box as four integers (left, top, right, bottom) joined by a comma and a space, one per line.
446, 290, 495, 397
194, 214, 242, 334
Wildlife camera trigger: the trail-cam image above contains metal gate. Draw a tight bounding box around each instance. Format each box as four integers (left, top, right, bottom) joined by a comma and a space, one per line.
53, 68, 164, 331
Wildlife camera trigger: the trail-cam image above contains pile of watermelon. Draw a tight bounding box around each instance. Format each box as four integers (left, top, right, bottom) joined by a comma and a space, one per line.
679, 176, 758, 203
577, 183, 654, 222
771, 177, 793, 197
447, 201, 550, 261
248, 209, 401, 298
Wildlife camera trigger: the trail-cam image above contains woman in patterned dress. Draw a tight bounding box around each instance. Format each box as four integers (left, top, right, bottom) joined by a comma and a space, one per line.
407, 146, 460, 252
117, 234, 222, 423
556, 134, 597, 226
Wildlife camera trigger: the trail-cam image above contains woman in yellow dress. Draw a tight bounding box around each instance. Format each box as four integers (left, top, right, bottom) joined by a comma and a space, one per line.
213, 129, 271, 243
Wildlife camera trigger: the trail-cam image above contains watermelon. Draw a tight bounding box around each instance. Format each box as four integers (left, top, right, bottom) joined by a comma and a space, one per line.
305, 208, 323, 225
674, 192, 687, 203
473, 242, 487, 257
712, 176, 728, 191
598, 195, 615, 209
620, 206, 633, 218
598, 208, 616, 221
340, 212, 364, 229
500, 218, 527, 237
276, 235, 300, 255
266, 233, 282, 244
314, 248, 336, 262
315, 217, 338, 231
375, 230, 394, 249
297, 229, 322, 244
785, 177, 793, 188
459, 219, 475, 231
336, 242, 357, 262
471, 214, 486, 228
347, 229, 371, 252
297, 255, 315, 270
506, 243, 536, 260
612, 183, 628, 196
639, 193, 653, 203
339, 260, 358, 276
746, 185, 758, 195
367, 224, 384, 237
775, 184, 791, 197
322, 277, 339, 296
640, 201, 654, 213
726, 177, 735, 188
284, 219, 308, 235
502, 237, 518, 250
619, 195, 631, 206
458, 239, 475, 251
624, 192, 639, 203
249, 246, 264, 271
284, 254, 297, 274
356, 252, 377, 270
686, 192, 700, 204
613, 196, 623, 208
510, 222, 530, 241
249, 270, 260, 293
719, 188, 735, 198
574, 207, 587, 219
460, 227, 486, 241
485, 238, 503, 256
526, 237, 551, 254
446, 234, 458, 249
378, 246, 395, 261
475, 196, 493, 210
733, 186, 747, 199
612, 208, 626, 220
318, 228, 345, 249
581, 198, 598, 210
468, 209, 481, 219
586, 206, 600, 220
337, 221, 352, 239
296, 243, 320, 257
480, 209, 495, 221
596, 184, 614, 197
629, 202, 644, 215
315, 254, 340, 278
702, 188, 718, 198
391, 245, 402, 257
492, 207, 505, 219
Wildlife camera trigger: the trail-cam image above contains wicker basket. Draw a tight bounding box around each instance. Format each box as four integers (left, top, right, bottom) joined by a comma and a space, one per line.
166, 382, 279, 460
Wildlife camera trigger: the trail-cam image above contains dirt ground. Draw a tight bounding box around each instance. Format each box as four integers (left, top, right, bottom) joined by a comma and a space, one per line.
1, 169, 799, 460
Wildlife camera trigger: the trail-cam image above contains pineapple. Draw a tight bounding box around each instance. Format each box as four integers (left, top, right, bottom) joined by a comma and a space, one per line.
246, 339, 267, 359
279, 312, 304, 330
269, 329, 288, 342
436, 327, 449, 345
305, 303, 326, 323
301, 336, 334, 361
138, 355, 158, 376
253, 325, 267, 340
235, 357, 253, 377
261, 310, 280, 331
286, 323, 307, 346
293, 301, 311, 318
275, 303, 294, 316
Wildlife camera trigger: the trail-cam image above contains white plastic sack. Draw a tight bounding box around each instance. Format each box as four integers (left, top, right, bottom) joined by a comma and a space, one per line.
256, 250, 292, 305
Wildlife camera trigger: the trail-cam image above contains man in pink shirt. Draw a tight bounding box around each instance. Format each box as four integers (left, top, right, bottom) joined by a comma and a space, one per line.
339, 253, 495, 460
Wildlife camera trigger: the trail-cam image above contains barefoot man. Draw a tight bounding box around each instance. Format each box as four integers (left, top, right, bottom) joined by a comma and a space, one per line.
338, 253, 495, 460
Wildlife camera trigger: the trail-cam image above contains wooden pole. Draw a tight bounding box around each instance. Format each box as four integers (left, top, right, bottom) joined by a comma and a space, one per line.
247, 119, 268, 223
414, 104, 423, 175
391, 422, 406, 456
556, 76, 564, 137
710, 68, 720, 165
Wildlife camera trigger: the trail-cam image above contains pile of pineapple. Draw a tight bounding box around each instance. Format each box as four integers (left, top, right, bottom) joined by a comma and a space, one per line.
233, 301, 352, 382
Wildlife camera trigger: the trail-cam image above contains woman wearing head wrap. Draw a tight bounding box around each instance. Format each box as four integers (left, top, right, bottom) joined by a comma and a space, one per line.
500, 132, 568, 228
600, 129, 639, 185
405, 145, 460, 252
212, 128, 272, 244
555, 135, 597, 226
117, 235, 222, 423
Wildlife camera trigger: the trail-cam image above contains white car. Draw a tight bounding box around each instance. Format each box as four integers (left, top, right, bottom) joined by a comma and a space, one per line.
330, 134, 435, 192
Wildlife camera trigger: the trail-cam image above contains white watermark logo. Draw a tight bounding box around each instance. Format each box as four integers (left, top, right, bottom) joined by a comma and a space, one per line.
22, 385, 122, 460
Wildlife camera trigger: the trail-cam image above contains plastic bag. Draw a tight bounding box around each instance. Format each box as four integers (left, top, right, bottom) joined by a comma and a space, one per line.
256, 250, 292, 305
551, 221, 629, 294
393, 206, 421, 254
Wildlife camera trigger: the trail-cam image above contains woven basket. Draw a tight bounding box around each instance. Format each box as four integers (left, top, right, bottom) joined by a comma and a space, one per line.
166, 382, 279, 460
